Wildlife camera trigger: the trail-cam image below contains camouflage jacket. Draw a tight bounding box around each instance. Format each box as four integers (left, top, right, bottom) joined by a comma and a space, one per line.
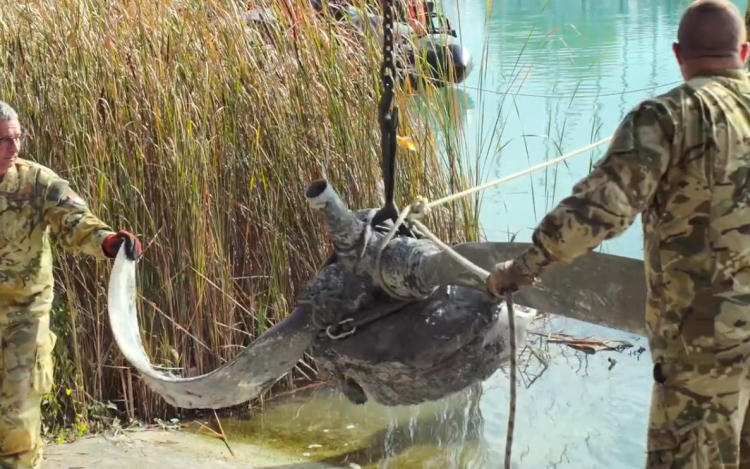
0, 158, 114, 303
518, 68, 750, 363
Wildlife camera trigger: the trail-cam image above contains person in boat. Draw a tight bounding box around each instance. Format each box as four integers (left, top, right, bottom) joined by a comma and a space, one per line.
0, 101, 142, 468
486, 0, 750, 467
311, 0, 430, 36
397, 0, 428, 37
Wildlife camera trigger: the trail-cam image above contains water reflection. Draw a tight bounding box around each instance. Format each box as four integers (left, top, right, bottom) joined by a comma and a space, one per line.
408, 86, 476, 135
220, 382, 489, 468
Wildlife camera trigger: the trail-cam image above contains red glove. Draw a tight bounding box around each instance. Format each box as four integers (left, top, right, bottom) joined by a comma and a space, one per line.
102, 230, 142, 261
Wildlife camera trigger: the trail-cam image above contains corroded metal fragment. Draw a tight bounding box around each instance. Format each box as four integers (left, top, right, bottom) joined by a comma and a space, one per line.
107, 178, 645, 410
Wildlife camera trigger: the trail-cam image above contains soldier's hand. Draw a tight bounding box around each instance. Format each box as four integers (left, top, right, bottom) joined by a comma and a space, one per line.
102, 230, 143, 261
485, 259, 539, 297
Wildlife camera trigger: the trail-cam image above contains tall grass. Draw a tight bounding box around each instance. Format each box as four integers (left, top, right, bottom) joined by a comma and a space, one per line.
0, 0, 478, 432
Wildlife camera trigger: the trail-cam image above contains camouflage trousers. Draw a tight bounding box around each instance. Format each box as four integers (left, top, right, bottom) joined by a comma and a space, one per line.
0, 298, 56, 469
646, 356, 750, 468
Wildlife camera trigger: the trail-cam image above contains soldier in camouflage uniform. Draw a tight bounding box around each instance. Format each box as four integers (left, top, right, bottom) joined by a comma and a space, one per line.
486, 1, 750, 467
0, 101, 142, 468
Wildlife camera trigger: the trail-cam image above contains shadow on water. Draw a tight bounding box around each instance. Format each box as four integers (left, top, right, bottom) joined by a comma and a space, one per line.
217, 381, 489, 469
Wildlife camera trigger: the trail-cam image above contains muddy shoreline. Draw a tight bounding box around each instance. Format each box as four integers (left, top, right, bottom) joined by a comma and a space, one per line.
43, 427, 337, 469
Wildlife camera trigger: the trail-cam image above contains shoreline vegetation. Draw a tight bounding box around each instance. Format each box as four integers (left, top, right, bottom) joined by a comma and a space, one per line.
0, 0, 479, 442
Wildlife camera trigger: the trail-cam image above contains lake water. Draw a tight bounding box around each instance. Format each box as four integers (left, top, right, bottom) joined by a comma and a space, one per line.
221, 1, 744, 467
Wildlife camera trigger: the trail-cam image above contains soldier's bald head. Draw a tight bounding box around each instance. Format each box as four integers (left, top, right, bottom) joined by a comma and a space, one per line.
676, 0, 746, 61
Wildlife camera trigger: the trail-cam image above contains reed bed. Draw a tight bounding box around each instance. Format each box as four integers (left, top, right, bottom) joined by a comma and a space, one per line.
0, 0, 477, 433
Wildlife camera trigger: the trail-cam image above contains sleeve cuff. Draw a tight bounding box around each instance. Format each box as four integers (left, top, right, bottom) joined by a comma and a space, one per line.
94, 228, 117, 259
518, 244, 557, 277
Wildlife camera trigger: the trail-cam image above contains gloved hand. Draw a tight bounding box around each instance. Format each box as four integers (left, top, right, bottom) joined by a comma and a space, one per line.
102, 230, 142, 261
485, 259, 539, 297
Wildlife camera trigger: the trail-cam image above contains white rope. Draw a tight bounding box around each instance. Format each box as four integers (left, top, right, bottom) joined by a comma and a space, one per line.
372, 203, 420, 301
423, 136, 612, 212
410, 218, 489, 279
375, 135, 613, 284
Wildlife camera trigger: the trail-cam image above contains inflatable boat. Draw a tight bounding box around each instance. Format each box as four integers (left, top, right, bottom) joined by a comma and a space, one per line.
243, 0, 474, 88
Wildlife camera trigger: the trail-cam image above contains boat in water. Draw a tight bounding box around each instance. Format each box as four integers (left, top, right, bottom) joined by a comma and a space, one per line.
242, 0, 474, 89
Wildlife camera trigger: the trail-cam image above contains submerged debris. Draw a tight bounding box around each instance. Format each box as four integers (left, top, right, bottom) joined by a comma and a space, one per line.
535, 332, 634, 355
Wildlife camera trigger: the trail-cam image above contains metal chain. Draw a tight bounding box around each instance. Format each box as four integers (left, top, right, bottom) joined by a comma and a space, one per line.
379, 0, 397, 93
378, 0, 398, 221
371, 0, 419, 238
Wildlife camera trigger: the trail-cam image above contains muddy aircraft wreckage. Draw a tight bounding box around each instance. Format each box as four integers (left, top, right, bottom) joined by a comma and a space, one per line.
107, 0, 646, 464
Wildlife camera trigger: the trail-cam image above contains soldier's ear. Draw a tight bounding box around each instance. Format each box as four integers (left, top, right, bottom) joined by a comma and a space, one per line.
672, 42, 683, 66
740, 42, 750, 65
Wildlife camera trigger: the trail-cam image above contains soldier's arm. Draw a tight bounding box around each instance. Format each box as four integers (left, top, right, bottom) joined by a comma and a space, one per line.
40, 175, 115, 259
518, 99, 677, 276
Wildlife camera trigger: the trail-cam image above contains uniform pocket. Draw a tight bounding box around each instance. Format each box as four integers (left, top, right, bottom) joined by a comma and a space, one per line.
646, 422, 703, 468
713, 293, 750, 363
647, 368, 707, 469
31, 329, 56, 395
646, 359, 734, 468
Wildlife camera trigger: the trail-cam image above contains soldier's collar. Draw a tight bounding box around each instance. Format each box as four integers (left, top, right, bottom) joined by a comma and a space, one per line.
692, 68, 749, 81
0, 165, 19, 193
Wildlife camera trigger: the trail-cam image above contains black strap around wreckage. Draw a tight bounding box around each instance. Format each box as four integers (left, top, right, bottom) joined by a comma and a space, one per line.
313, 299, 410, 340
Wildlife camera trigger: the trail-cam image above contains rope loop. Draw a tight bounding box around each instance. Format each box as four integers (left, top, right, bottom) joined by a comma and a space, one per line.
406, 195, 431, 221
326, 318, 357, 340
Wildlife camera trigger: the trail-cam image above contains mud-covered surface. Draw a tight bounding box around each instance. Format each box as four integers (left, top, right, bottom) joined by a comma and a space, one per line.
43, 428, 335, 469
312, 290, 536, 407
